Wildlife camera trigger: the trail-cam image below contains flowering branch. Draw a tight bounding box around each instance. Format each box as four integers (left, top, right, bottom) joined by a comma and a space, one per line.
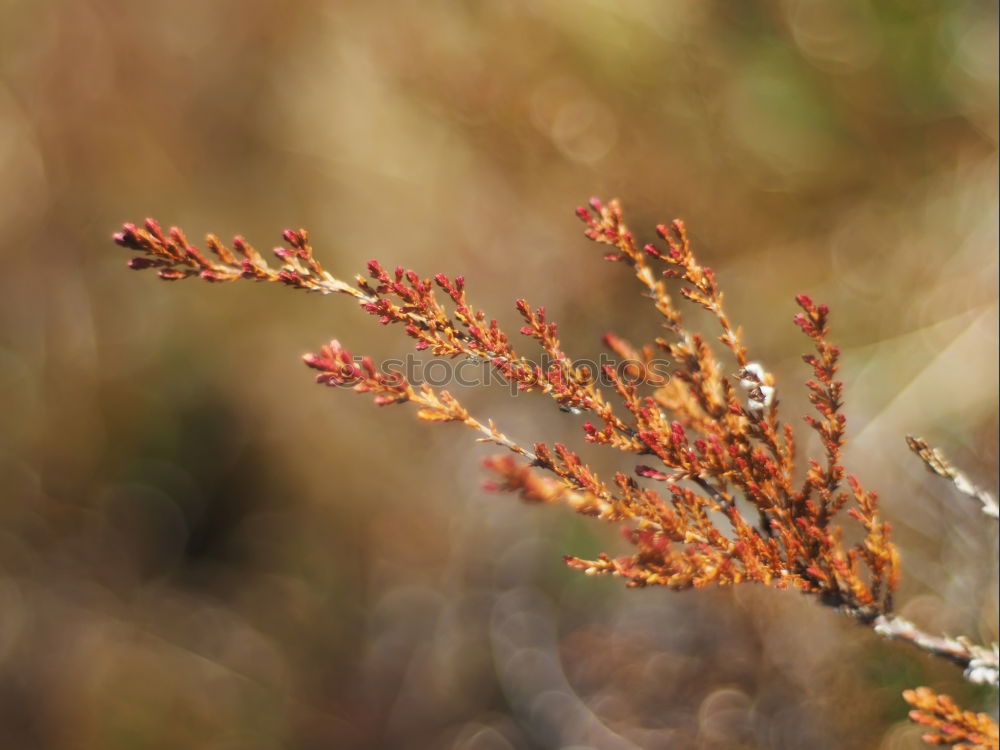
112, 198, 997, 742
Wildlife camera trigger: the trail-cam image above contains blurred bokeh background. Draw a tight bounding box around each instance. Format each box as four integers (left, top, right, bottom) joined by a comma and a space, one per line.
0, 1, 997, 748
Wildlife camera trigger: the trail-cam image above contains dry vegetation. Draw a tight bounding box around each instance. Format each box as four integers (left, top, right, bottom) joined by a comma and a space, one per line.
114, 197, 998, 746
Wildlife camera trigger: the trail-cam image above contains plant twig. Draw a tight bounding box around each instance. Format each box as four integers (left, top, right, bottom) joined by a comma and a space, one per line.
874, 615, 999, 687
907, 436, 999, 520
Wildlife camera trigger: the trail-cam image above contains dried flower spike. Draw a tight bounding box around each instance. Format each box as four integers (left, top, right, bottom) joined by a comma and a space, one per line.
112, 198, 998, 743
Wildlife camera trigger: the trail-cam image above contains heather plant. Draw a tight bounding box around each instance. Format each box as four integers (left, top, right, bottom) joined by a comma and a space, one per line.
113, 198, 998, 747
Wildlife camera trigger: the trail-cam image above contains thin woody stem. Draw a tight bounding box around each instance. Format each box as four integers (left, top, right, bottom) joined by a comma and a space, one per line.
691, 476, 733, 511
907, 436, 1000, 520
874, 615, 999, 687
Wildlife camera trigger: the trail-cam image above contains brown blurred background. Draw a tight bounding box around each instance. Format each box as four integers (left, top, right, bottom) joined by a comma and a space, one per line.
0, 1, 997, 748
